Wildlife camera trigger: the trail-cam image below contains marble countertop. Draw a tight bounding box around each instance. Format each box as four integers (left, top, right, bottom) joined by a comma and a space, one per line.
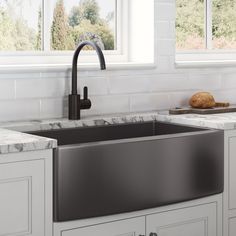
0, 112, 162, 132
157, 111, 236, 130
0, 128, 57, 154
1, 110, 236, 155
1, 110, 236, 132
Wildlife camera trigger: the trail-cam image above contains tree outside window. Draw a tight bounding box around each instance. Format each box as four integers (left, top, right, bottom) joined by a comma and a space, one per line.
176, 0, 236, 50
0, 0, 116, 51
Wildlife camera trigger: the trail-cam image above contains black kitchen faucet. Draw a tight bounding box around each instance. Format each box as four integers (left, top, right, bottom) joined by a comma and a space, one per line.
69, 41, 106, 120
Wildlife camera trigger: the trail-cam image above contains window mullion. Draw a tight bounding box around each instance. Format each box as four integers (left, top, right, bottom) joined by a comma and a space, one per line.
43, 0, 51, 51
205, 0, 212, 49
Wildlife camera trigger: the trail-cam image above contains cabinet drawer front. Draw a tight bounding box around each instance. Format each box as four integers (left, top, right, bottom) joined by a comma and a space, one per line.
146, 203, 217, 236
0, 160, 44, 236
61, 217, 145, 236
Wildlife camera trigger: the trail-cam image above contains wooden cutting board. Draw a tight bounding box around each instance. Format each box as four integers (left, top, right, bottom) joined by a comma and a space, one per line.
169, 105, 236, 115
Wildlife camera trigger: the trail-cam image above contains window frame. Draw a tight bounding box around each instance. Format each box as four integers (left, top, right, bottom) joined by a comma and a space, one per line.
176, 0, 236, 64
0, 0, 129, 66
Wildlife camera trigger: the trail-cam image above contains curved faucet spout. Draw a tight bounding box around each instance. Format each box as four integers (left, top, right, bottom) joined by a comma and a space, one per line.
72, 41, 106, 95
69, 41, 106, 120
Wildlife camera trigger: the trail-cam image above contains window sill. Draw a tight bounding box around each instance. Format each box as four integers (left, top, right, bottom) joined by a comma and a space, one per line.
0, 62, 156, 73
175, 60, 236, 69
176, 51, 236, 68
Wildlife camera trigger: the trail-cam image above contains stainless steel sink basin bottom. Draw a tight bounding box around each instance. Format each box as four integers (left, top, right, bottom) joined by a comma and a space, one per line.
27, 121, 224, 222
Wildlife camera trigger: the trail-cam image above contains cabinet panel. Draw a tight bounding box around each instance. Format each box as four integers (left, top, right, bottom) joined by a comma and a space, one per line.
61, 217, 145, 236
0, 160, 45, 236
146, 203, 217, 236
0, 177, 31, 235
229, 217, 236, 236
229, 137, 236, 209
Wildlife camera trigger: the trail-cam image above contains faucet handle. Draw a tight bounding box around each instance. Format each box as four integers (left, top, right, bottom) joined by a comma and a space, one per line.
80, 86, 91, 110
83, 86, 88, 100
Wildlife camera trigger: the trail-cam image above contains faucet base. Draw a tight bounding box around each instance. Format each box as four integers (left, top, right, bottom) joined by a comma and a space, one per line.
69, 94, 81, 120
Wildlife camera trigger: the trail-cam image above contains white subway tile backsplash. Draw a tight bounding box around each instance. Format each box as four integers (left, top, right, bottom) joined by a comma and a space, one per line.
40, 77, 69, 97
15, 78, 42, 98
0, 99, 40, 121
157, 21, 175, 39
156, 3, 175, 21
221, 73, 236, 89
158, 0, 175, 3
81, 95, 129, 115
157, 39, 175, 56
15, 77, 68, 98
0, 0, 236, 121
79, 77, 108, 95
0, 72, 40, 80
109, 76, 150, 94
130, 93, 171, 112
40, 71, 70, 79
0, 79, 15, 100
150, 74, 190, 92
83, 95, 130, 116
156, 56, 172, 72
212, 90, 236, 104
189, 74, 222, 90
40, 98, 67, 119
169, 91, 194, 108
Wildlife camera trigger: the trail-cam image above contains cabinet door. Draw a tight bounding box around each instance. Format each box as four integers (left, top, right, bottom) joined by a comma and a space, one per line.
0, 160, 45, 236
61, 217, 145, 236
146, 203, 217, 236
229, 137, 236, 209
229, 217, 236, 236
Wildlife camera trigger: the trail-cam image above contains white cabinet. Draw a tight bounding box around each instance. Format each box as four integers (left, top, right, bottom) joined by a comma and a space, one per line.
55, 200, 220, 236
229, 137, 236, 210
224, 132, 236, 236
61, 217, 145, 236
146, 203, 217, 236
229, 218, 236, 236
0, 160, 44, 236
0, 150, 53, 236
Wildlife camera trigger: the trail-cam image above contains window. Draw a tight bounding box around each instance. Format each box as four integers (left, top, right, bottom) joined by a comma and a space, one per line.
50, 0, 117, 52
176, 0, 205, 50
0, 0, 116, 51
0, 0, 127, 66
176, 0, 236, 63
0, 0, 42, 51
0, 0, 154, 67
212, 0, 236, 49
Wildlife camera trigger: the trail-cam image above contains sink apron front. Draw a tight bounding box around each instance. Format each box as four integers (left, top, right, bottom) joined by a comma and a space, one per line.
53, 130, 223, 222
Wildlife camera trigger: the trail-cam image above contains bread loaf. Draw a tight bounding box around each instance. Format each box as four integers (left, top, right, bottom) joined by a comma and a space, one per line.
189, 92, 216, 109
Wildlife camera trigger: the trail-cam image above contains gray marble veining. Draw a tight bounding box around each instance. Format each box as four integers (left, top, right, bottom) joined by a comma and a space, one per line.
0, 128, 57, 154
1, 110, 236, 132
157, 112, 236, 130
0, 112, 160, 132
1, 110, 236, 155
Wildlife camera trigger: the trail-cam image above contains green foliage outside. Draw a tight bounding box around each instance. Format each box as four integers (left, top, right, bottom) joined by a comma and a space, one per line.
1, 0, 236, 51
176, 0, 205, 50
0, 4, 37, 50
176, 0, 236, 50
51, 0, 115, 50
0, 0, 114, 51
51, 0, 74, 50
69, 0, 100, 25
212, 0, 236, 48
35, 7, 42, 50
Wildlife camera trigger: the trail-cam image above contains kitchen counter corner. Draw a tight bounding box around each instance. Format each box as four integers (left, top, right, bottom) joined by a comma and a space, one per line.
0, 128, 57, 154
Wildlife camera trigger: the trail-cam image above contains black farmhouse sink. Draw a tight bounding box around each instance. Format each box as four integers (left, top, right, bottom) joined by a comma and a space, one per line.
27, 121, 224, 222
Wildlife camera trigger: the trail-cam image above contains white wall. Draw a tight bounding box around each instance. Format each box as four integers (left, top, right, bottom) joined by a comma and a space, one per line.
0, 0, 236, 121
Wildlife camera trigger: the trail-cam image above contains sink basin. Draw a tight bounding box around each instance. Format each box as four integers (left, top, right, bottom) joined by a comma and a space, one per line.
27, 121, 224, 222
